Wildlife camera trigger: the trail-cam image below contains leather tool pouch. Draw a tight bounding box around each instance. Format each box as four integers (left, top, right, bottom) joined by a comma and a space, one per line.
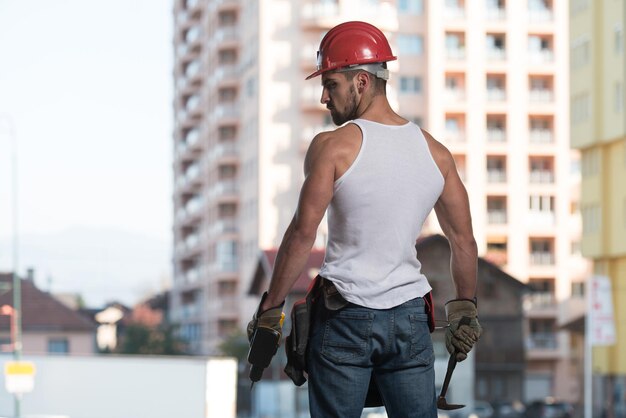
284, 275, 322, 386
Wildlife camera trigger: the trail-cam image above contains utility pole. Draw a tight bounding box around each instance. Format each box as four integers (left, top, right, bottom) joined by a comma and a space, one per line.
1, 114, 22, 418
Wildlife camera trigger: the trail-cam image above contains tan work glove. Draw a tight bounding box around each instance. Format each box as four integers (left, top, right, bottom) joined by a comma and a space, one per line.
445, 299, 482, 362
247, 292, 285, 343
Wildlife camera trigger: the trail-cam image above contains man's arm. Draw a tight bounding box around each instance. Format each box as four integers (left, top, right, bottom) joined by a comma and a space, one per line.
260, 133, 336, 311
422, 129, 477, 299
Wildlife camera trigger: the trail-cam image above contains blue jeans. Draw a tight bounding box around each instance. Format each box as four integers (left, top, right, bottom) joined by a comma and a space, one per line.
307, 296, 436, 418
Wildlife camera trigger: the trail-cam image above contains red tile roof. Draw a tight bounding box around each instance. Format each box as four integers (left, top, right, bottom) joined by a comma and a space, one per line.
0, 273, 96, 332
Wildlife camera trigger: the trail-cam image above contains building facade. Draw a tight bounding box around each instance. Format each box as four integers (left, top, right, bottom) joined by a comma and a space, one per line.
171, 0, 587, 403
570, 0, 626, 416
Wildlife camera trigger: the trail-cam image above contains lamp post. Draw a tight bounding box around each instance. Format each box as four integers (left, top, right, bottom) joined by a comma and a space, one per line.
0, 114, 22, 418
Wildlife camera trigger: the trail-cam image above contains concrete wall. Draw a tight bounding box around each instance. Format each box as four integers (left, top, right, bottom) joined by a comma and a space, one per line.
0, 354, 237, 418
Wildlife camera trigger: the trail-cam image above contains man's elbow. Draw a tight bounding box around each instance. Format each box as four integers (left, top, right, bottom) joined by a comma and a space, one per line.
291, 224, 318, 247
449, 233, 477, 257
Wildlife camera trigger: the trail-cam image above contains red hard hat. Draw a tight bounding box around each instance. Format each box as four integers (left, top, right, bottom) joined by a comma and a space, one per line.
305, 21, 397, 80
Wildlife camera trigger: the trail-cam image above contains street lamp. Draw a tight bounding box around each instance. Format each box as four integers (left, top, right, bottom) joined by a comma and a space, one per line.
0, 114, 22, 418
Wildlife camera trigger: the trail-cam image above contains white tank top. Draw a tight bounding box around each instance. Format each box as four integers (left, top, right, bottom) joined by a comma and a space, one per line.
318, 119, 445, 309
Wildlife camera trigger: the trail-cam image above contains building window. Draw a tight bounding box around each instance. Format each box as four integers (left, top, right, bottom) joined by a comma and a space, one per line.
216, 240, 238, 272
528, 35, 554, 63
582, 204, 601, 234
615, 25, 623, 54
486, 155, 507, 183
486, 0, 506, 20
400, 76, 422, 94
48, 338, 69, 354
486, 74, 506, 101
398, 0, 423, 14
397, 34, 424, 55
572, 281, 585, 298
486, 33, 506, 60
615, 82, 624, 113
571, 93, 591, 124
571, 36, 590, 69
570, 0, 588, 15
528, 0, 553, 22
446, 32, 466, 59
530, 239, 554, 265
529, 157, 555, 184
581, 148, 600, 176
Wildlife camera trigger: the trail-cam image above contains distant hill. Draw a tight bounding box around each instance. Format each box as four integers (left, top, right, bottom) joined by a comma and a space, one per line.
0, 227, 171, 308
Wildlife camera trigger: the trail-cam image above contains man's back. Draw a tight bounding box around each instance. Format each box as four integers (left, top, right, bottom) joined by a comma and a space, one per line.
319, 119, 444, 308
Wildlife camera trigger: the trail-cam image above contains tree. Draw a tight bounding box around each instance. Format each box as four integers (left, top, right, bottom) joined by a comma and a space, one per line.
117, 323, 186, 355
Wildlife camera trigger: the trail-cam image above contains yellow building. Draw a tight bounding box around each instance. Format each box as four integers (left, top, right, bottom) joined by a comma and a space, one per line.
570, 0, 626, 415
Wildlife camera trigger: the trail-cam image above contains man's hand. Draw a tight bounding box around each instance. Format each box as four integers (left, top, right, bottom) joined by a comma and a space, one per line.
445, 299, 482, 362
247, 292, 285, 342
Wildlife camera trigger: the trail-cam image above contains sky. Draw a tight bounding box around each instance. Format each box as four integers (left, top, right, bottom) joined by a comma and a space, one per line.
0, 0, 174, 306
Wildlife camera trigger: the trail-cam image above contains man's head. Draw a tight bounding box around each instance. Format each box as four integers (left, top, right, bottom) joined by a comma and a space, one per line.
306, 21, 396, 125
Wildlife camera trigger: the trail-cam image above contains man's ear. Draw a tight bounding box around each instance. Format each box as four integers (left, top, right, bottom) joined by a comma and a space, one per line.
356, 71, 370, 93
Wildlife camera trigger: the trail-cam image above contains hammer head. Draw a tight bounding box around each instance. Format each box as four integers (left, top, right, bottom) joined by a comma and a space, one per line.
437, 395, 466, 410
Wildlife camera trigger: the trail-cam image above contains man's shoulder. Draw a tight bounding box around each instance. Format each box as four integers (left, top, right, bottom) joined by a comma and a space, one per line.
311, 123, 361, 152
420, 128, 454, 177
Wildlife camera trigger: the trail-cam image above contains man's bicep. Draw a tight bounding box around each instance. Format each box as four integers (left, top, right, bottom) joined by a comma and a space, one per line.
295, 143, 335, 234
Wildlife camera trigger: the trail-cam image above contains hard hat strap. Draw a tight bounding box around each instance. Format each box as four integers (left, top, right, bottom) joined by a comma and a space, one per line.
335, 63, 390, 81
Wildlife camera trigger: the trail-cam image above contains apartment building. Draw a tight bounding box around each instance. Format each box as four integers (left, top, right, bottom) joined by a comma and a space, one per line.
171, 0, 586, 402
570, 0, 626, 416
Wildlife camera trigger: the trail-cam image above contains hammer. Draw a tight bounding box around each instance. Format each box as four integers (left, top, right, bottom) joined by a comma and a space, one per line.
437, 316, 471, 410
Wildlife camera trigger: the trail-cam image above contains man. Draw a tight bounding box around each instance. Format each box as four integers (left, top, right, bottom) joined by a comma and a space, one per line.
248, 21, 481, 417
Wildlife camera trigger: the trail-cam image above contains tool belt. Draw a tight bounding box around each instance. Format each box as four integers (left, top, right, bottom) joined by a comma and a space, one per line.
284, 275, 436, 408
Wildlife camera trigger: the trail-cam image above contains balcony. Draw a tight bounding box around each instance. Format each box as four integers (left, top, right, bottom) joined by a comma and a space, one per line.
487, 48, 506, 61
446, 48, 466, 60
488, 210, 508, 224
526, 331, 560, 361
180, 302, 201, 320
487, 8, 506, 21
487, 129, 506, 143
208, 142, 238, 164
487, 88, 506, 101
529, 170, 555, 184
208, 179, 239, 200
301, 86, 324, 110
530, 252, 555, 265
445, 130, 466, 144
208, 218, 238, 238
524, 292, 557, 313
487, 170, 507, 183
301, 2, 339, 28
214, 26, 239, 44
529, 89, 554, 103
529, 50, 554, 64
444, 7, 465, 20
210, 64, 240, 86
528, 211, 556, 227
529, 130, 554, 144
529, 9, 554, 22
215, 295, 239, 317
444, 88, 466, 102
211, 103, 240, 122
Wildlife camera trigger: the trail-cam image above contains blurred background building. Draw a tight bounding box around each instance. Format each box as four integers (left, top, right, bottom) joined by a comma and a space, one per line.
170, 0, 590, 405
570, 0, 626, 416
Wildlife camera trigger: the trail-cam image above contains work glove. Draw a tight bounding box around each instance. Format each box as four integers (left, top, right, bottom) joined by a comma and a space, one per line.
445, 299, 482, 362
247, 292, 285, 343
